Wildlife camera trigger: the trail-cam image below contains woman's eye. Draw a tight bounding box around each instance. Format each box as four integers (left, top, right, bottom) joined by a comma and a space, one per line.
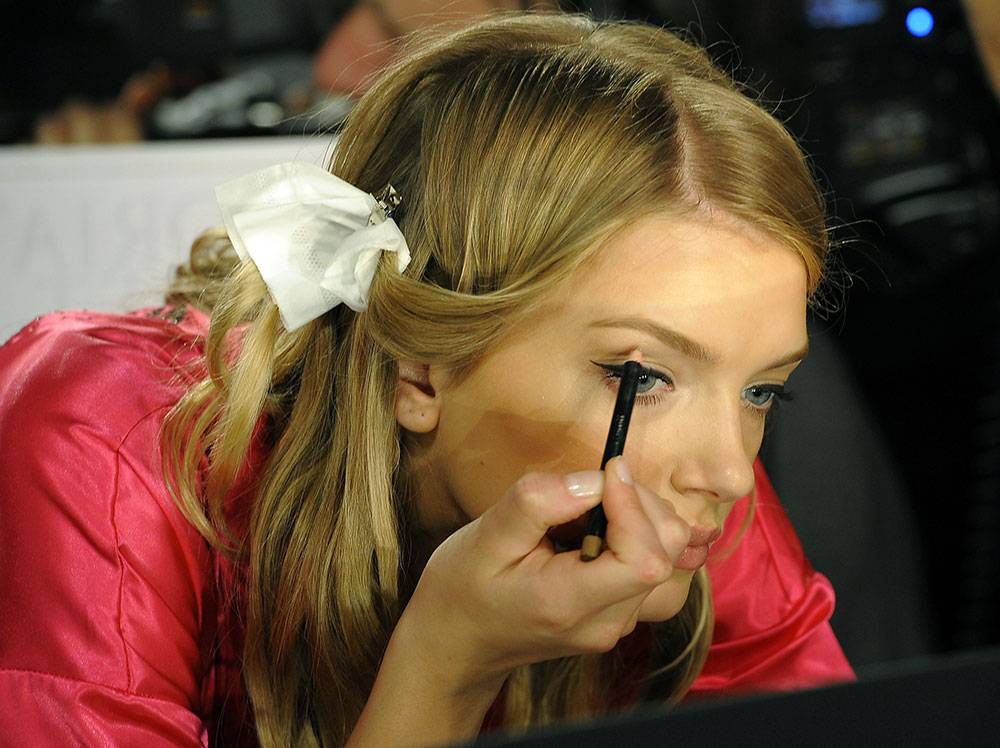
743, 384, 788, 409
635, 370, 659, 394
593, 362, 673, 398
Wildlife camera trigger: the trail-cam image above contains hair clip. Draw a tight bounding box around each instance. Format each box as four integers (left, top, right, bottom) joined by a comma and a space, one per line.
215, 162, 411, 331
370, 184, 402, 225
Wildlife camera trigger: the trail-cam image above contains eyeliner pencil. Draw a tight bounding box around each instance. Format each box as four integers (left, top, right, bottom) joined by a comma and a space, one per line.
580, 359, 642, 561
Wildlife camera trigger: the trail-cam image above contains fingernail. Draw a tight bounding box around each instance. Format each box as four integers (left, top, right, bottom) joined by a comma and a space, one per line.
614, 457, 633, 485
565, 471, 604, 497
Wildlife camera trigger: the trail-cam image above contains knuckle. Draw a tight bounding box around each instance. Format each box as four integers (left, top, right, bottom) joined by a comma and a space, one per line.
662, 518, 691, 554
531, 597, 577, 637
510, 472, 552, 516
636, 551, 672, 586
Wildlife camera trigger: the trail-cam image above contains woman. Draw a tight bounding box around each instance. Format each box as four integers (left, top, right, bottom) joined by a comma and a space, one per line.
0, 11, 852, 747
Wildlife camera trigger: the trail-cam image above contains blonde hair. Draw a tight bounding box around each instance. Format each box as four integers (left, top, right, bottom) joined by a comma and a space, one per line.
164, 10, 828, 747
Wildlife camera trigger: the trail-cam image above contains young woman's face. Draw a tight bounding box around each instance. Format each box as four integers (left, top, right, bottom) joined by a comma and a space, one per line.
408, 214, 810, 619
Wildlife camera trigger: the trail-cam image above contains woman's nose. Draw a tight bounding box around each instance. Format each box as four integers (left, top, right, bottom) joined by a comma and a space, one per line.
669, 402, 756, 503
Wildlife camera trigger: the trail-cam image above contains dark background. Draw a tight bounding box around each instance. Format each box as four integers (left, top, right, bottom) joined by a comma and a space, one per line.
3, 0, 999, 671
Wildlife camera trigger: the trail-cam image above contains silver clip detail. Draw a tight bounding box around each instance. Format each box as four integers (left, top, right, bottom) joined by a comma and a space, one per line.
369, 184, 401, 225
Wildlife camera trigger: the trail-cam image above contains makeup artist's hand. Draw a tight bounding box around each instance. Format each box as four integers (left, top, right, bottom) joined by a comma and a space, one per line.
408, 456, 690, 683
348, 457, 689, 748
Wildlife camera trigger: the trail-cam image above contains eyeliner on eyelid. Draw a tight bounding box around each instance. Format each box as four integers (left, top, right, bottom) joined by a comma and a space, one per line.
594, 362, 794, 419
592, 361, 672, 399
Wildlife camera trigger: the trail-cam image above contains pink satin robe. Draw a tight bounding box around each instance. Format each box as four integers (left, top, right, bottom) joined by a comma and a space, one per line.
0, 309, 854, 746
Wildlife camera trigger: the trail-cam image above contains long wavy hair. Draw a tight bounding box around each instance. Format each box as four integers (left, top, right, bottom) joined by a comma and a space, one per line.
163, 10, 829, 747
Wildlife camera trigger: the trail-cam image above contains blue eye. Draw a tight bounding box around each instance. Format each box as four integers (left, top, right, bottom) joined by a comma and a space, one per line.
593, 362, 673, 398
743, 384, 790, 409
635, 370, 660, 394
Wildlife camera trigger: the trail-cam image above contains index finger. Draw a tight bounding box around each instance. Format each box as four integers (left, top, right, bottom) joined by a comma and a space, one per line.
601, 457, 690, 576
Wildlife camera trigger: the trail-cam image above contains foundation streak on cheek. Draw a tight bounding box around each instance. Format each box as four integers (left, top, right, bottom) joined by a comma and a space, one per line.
440, 395, 607, 528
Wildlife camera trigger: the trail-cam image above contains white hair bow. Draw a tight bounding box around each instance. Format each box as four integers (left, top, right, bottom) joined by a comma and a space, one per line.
215, 162, 411, 331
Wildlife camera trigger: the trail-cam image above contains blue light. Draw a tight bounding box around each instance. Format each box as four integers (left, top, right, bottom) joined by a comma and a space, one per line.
906, 7, 934, 37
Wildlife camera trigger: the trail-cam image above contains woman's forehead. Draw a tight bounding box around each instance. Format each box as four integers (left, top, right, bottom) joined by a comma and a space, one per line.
568, 215, 807, 298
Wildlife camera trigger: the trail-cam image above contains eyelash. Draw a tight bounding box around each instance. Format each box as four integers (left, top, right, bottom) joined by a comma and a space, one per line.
742, 384, 793, 422
593, 362, 794, 417
593, 361, 673, 406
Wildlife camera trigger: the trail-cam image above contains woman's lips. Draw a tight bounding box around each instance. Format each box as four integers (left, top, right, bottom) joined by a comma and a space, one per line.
673, 525, 722, 571
674, 543, 710, 570
688, 525, 722, 546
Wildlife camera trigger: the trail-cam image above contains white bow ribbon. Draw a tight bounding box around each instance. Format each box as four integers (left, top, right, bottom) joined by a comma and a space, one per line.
215, 162, 411, 331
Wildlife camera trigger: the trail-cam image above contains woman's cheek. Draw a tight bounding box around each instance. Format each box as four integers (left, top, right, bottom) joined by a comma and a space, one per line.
618, 416, 673, 491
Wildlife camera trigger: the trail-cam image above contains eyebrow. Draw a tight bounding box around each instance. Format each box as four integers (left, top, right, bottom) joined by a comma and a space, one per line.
587, 316, 810, 371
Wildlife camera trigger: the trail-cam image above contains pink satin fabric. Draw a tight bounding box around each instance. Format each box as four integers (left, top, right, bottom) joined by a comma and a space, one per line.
0, 309, 852, 745
694, 461, 854, 697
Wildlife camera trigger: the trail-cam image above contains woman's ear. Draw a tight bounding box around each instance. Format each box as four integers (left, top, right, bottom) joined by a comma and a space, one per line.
395, 360, 441, 433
